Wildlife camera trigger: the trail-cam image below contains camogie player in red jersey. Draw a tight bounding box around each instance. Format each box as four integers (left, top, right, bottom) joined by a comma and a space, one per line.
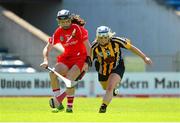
40, 9, 91, 113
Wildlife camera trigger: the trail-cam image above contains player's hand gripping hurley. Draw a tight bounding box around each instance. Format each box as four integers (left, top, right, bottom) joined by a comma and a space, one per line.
45, 66, 78, 88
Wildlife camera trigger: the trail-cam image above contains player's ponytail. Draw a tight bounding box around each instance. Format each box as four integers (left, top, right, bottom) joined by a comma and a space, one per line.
71, 14, 86, 26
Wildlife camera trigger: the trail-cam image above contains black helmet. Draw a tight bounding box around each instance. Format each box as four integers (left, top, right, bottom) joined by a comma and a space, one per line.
57, 9, 71, 20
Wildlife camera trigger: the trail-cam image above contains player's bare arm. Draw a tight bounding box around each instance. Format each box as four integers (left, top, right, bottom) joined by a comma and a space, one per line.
83, 39, 91, 56
82, 40, 92, 72
40, 42, 53, 68
40, 42, 64, 69
129, 44, 152, 65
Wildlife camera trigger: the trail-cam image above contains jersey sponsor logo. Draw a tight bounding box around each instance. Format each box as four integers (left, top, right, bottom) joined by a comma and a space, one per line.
64, 40, 78, 47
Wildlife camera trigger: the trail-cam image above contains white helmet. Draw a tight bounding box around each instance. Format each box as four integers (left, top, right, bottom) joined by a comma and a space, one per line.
96, 26, 115, 38
57, 9, 71, 20
96, 26, 110, 37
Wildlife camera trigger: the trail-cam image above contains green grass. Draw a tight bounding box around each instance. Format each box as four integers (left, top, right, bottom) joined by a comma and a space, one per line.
0, 97, 180, 122
124, 56, 145, 72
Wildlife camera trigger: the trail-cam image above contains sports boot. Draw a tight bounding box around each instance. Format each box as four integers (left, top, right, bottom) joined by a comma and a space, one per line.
66, 107, 73, 113
99, 106, 106, 113
51, 103, 64, 113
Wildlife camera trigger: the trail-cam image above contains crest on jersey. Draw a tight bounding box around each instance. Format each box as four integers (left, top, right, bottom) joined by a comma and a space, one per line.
106, 50, 111, 57
60, 36, 64, 42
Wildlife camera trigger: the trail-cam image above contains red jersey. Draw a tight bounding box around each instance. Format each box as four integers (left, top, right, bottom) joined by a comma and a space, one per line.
50, 24, 88, 58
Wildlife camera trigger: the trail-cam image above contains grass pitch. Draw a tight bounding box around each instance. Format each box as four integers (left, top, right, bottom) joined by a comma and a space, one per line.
0, 97, 180, 122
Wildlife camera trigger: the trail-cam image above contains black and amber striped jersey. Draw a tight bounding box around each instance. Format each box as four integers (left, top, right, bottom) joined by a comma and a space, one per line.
91, 37, 131, 76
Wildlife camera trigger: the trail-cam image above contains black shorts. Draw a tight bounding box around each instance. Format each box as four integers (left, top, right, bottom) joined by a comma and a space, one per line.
98, 60, 125, 81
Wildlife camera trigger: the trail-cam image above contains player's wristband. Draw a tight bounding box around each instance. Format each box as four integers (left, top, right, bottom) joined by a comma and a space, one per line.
85, 56, 92, 67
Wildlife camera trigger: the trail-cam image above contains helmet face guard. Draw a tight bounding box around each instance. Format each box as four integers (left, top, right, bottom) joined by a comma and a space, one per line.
96, 26, 111, 46
57, 9, 72, 29
57, 15, 70, 20
56, 19, 71, 29
97, 32, 109, 38
97, 36, 109, 46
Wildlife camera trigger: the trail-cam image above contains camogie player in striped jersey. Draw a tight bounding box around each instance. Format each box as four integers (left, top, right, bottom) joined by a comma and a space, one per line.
91, 26, 152, 113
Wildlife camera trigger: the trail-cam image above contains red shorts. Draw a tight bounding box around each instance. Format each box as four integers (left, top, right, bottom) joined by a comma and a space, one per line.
57, 55, 87, 71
